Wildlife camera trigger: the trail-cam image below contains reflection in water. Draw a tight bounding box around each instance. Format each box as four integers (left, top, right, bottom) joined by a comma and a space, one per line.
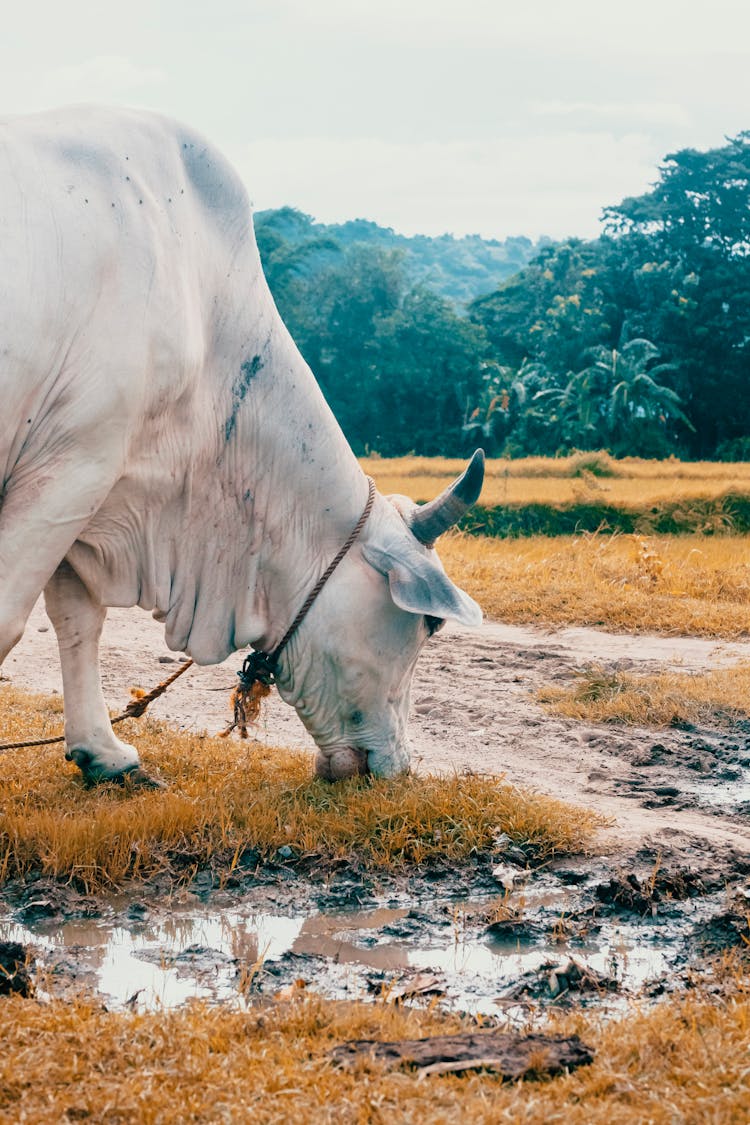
682, 773, 750, 809
0, 892, 676, 1016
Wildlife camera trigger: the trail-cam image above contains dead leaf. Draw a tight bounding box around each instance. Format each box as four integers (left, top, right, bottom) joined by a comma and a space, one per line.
389, 972, 445, 1000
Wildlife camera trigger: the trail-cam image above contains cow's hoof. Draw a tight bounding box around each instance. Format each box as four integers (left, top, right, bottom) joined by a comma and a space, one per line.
66, 748, 165, 790
119, 766, 166, 791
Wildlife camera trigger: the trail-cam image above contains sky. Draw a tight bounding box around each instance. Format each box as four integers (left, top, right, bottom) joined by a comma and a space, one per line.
1, 0, 748, 241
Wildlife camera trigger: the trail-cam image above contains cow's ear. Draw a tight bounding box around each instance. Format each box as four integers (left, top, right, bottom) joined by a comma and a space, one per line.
362, 543, 482, 627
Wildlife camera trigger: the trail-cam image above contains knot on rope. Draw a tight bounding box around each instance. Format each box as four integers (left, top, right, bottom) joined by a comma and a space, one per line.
0, 658, 194, 754
123, 659, 195, 719
220, 651, 279, 739
124, 689, 151, 719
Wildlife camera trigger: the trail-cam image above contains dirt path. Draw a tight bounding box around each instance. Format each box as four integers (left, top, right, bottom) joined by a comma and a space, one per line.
5, 601, 750, 854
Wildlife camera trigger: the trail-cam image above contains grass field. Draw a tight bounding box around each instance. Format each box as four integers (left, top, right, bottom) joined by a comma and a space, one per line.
367, 466, 750, 509
363, 452, 750, 537
365, 453, 750, 637
438, 530, 750, 636
363, 451, 750, 491
3, 974, 749, 1124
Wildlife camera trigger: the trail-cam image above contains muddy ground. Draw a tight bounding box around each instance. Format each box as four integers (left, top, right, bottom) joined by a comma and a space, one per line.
2, 600, 750, 1015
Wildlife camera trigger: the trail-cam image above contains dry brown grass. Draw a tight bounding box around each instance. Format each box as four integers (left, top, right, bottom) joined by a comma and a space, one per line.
363, 453, 750, 636
539, 662, 750, 728
363, 451, 750, 503
363, 450, 750, 481
364, 453, 750, 536
2, 980, 750, 1123
437, 531, 750, 637
371, 471, 750, 509
0, 687, 602, 890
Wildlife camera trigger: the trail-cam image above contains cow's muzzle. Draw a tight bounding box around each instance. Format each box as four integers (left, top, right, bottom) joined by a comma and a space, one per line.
314, 747, 369, 781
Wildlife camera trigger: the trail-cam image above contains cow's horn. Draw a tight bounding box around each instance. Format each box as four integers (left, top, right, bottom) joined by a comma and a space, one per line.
410, 449, 485, 546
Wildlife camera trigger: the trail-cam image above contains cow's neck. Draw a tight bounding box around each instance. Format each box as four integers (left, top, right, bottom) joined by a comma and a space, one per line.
173, 312, 368, 664
245, 334, 369, 657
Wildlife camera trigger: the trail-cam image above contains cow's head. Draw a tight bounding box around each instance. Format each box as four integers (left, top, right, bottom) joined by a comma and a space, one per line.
275, 451, 485, 780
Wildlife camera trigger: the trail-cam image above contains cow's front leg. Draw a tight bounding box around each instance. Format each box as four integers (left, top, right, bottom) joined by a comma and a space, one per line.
44, 562, 144, 784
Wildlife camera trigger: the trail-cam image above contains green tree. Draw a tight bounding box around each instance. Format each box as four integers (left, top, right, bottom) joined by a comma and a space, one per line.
270, 242, 487, 455
252, 134, 750, 460
298, 245, 405, 447
369, 288, 487, 455
604, 133, 750, 260
603, 133, 750, 454
536, 340, 691, 456
470, 239, 618, 373
462, 359, 561, 456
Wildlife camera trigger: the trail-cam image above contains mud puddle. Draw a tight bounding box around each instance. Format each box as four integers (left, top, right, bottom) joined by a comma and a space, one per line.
3, 853, 746, 1017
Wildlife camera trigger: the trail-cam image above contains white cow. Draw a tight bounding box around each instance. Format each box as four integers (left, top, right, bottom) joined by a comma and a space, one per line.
0, 107, 484, 783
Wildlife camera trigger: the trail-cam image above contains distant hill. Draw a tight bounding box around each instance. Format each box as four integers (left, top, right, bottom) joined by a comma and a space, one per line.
253, 207, 547, 306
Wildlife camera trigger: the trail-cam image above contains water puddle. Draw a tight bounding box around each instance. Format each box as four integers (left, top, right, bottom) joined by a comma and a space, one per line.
0, 876, 701, 1016
681, 771, 750, 810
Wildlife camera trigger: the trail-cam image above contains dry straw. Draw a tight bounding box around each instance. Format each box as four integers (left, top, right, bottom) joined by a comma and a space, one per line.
437, 530, 750, 637
2, 971, 750, 1123
364, 452, 750, 536
539, 662, 750, 728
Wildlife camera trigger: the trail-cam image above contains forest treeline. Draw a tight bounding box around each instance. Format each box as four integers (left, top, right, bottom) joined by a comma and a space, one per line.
254, 132, 750, 460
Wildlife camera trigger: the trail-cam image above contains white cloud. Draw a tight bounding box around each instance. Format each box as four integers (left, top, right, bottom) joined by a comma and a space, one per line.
231, 130, 661, 240
273, 0, 750, 55
38, 55, 167, 107
532, 101, 691, 128
0, 1, 745, 239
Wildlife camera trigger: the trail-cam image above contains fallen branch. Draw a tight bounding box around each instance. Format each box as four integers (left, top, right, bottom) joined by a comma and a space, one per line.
330, 1030, 594, 1079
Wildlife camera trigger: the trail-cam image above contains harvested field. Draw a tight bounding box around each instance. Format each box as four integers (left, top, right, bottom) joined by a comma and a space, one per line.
362, 451, 750, 484
439, 531, 750, 636
363, 453, 750, 536
369, 469, 750, 508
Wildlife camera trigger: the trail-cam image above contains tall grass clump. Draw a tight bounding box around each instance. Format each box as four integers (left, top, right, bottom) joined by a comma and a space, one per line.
565, 450, 619, 477
539, 662, 750, 728
0, 688, 602, 890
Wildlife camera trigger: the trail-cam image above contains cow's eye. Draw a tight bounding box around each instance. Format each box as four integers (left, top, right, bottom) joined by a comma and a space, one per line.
425, 615, 444, 637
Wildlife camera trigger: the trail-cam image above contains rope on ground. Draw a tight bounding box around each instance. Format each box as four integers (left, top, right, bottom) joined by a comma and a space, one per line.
0, 658, 194, 753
